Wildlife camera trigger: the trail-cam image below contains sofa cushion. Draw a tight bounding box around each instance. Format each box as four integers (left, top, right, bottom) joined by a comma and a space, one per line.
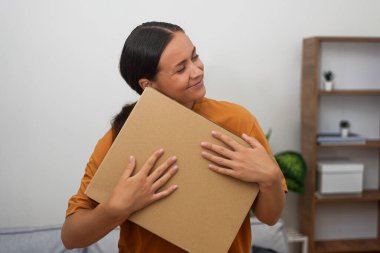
0, 225, 119, 253
251, 218, 288, 253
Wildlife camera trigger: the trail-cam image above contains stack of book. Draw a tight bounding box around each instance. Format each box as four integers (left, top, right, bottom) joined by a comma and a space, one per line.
317, 133, 366, 145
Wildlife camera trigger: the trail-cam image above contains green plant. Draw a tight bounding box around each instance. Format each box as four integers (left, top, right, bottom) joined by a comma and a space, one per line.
323, 71, 335, 81
265, 128, 272, 140
340, 120, 350, 128
266, 129, 307, 193
275, 151, 307, 193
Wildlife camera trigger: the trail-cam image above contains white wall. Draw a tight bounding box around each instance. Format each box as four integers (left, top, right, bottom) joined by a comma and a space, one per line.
1, 0, 379, 230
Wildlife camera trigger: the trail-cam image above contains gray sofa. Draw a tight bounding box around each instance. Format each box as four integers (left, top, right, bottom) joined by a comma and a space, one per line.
0, 219, 287, 253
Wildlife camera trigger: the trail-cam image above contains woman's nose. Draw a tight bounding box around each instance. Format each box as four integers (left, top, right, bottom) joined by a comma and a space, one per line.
190, 61, 203, 78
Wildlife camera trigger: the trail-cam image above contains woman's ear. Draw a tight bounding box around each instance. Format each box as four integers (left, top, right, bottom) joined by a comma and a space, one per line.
138, 78, 152, 90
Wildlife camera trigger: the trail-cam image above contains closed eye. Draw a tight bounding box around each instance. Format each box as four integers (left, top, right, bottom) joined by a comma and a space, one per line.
176, 65, 186, 73
174, 47, 199, 74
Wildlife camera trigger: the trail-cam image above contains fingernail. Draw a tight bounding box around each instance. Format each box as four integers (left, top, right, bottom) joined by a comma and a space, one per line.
211, 130, 217, 135
172, 165, 178, 170
129, 155, 134, 162
159, 148, 164, 153
200, 141, 207, 146
171, 156, 177, 161
242, 133, 248, 138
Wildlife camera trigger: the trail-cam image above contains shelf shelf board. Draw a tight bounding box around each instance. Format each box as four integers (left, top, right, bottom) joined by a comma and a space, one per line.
315, 190, 380, 203
319, 90, 380, 96
312, 36, 380, 43
315, 238, 380, 253
317, 140, 380, 148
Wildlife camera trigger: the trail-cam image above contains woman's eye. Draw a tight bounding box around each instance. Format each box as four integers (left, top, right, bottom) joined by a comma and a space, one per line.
177, 66, 185, 73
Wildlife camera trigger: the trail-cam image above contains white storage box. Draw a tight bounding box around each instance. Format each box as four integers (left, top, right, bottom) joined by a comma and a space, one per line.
317, 161, 364, 194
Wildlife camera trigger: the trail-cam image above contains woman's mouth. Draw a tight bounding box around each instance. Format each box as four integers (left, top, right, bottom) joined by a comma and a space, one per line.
189, 79, 204, 89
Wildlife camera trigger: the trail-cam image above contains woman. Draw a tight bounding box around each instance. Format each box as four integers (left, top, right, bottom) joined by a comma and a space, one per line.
61, 21, 286, 253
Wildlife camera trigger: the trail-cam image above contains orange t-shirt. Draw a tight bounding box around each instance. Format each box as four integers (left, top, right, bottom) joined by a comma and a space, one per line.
66, 97, 287, 253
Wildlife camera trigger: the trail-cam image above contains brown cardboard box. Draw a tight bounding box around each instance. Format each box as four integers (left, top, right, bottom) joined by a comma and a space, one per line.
86, 88, 259, 253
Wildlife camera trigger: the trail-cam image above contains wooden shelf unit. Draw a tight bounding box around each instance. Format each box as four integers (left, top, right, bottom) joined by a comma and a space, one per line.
300, 36, 380, 253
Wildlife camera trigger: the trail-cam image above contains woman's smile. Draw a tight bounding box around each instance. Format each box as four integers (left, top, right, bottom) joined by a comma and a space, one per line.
188, 78, 204, 89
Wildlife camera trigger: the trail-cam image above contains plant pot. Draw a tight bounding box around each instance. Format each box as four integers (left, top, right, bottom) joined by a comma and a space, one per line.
340, 127, 349, 137
324, 81, 334, 91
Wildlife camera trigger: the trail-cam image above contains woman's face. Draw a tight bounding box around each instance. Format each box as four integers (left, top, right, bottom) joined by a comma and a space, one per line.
148, 32, 205, 109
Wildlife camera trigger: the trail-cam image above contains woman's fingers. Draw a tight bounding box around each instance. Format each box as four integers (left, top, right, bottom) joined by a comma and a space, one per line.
139, 149, 179, 195
200, 141, 235, 159
201, 131, 240, 170
208, 163, 239, 179
201, 150, 236, 169
121, 155, 136, 179
211, 131, 242, 151
148, 155, 177, 182
151, 164, 179, 192
152, 184, 179, 201
242, 133, 264, 149
139, 148, 165, 176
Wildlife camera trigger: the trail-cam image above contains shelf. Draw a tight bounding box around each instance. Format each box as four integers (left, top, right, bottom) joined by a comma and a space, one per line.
315, 238, 380, 252
317, 140, 380, 149
312, 36, 380, 43
319, 90, 380, 96
301, 36, 380, 253
315, 190, 380, 203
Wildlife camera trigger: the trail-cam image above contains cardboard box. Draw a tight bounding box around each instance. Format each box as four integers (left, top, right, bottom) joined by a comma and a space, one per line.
86, 88, 259, 253
317, 161, 364, 194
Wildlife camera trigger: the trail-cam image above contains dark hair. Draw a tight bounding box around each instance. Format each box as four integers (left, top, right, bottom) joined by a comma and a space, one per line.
112, 22, 184, 140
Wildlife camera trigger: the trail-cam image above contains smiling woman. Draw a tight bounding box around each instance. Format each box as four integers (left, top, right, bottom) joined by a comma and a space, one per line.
61, 21, 286, 253
139, 32, 205, 108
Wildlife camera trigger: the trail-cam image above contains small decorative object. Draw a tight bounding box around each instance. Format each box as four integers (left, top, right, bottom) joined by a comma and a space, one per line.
339, 120, 350, 137
323, 70, 335, 91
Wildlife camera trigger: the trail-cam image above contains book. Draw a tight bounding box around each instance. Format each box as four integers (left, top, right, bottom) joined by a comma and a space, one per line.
317, 133, 366, 145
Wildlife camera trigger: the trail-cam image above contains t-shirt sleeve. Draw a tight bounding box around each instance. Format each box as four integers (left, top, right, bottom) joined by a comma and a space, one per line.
247, 116, 288, 193
65, 129, 113, 217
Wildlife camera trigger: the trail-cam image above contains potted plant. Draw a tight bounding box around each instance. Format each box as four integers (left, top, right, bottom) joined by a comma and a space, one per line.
275, 151, 307, 193
266, 129, 307, 193
323, 70, 335, 91
340, 120, 350, 137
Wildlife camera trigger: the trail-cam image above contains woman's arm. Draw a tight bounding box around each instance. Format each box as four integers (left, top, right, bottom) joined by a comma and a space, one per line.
61, 148, 179, 249
200, 131, 285, 225
250, 164, 285, 225
61, 204, 125, 249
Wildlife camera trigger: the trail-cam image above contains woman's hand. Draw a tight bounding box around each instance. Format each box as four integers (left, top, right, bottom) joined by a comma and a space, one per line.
62, 149, 178, 249
200, 131, 282, 191
201, 131, 285, 225
104, 148, 179, 222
